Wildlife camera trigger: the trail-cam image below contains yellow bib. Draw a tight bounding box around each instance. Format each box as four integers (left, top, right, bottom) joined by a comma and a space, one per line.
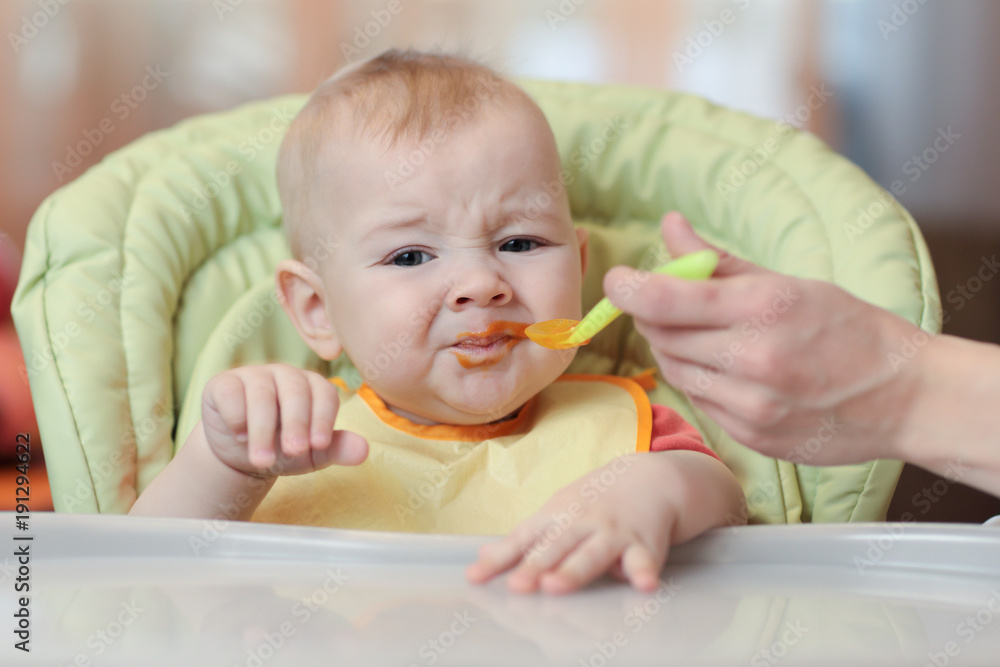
252, 374, 652, 535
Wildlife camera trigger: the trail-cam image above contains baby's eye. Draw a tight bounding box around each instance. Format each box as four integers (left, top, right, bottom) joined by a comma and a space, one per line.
390, 250, 435, 267
500, 238, 539, 253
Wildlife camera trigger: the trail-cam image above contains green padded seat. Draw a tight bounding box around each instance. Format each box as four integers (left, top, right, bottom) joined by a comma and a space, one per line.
12, 80, 941, 523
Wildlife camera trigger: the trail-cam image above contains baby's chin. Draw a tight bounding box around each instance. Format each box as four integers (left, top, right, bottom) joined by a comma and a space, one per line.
382, 376, 543, 426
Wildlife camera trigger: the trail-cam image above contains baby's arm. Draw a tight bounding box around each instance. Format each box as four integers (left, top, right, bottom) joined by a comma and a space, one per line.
129, 364, 367, 520
466, 449, 745, 595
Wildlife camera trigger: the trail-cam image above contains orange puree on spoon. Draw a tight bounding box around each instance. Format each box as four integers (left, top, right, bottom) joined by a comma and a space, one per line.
451, 320, 529, 369
525, 250, 720, 350
522, 319, 591, 350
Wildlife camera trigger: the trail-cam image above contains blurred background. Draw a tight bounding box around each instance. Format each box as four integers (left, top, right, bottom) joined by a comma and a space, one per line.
1, 0, 998, 521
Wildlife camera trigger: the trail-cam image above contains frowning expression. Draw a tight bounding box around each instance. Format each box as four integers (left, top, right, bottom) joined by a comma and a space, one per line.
311, 102, 586, 425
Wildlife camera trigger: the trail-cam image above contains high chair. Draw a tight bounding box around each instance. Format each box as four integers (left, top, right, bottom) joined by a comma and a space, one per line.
12, 80, 941, 522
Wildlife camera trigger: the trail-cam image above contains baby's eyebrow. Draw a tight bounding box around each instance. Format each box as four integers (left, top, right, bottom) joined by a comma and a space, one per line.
360, 215, 429, 243
501, 209, 565, 230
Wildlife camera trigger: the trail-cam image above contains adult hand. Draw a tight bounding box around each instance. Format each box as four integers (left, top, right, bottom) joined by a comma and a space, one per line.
603, 212, 927, 466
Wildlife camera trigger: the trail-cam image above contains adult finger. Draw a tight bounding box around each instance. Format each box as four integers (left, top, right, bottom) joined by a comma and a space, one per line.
604, 268, 753, 329
634, 324, 745, 370
659, 212, 765, 278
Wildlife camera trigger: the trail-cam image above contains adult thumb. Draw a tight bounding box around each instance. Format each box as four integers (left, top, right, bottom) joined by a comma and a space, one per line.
661, 211, 760, 277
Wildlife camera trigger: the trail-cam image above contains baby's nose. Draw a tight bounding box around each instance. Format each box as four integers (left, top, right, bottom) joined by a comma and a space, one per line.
447, 265, 512, 310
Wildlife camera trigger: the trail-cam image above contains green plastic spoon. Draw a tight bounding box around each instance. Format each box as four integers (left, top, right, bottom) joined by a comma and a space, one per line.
525, 249, 719, 350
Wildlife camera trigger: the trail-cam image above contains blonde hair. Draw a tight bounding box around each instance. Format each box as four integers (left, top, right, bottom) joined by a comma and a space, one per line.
277, 49, 533, 260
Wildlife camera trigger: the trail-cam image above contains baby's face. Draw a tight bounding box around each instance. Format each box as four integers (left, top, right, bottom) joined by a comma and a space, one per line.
311, 103, 585, 425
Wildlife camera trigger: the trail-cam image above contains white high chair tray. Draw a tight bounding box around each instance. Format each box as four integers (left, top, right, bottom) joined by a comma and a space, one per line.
2, 513, 999, 666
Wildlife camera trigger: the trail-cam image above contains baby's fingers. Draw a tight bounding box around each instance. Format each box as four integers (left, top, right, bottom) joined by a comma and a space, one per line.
619, 543, 663, 593
466, 514, 561, 586
465, 536, 525, 585
506, 527, 589, 594
272, 367, 314, 458
308, 430, 368, 469
305, 373, 339, 450
205, 373, 251, 439
244, 373, 280, 469
538, 533, 625, 595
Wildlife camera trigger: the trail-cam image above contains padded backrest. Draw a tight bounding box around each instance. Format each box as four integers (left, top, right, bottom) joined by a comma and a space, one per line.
13, 80, 941, 522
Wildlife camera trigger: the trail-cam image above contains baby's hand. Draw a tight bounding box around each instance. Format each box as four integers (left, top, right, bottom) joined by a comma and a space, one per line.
466, 455, 676, 595
201, 364, 367, 476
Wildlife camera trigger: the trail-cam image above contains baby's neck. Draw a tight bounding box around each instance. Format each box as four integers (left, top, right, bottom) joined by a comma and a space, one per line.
386, 403, 521, 426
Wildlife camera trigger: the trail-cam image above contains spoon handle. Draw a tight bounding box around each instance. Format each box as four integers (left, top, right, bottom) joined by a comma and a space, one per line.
565, 249, 719, 345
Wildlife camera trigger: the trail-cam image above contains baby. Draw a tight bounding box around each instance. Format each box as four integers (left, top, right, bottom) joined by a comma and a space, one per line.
130, 50, 746, 595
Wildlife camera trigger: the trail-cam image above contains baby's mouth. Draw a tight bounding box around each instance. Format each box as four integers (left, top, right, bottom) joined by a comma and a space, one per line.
450, 321, 529, 368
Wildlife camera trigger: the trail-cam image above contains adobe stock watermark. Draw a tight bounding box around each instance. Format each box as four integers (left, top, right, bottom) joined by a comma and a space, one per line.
233, 566, 351, 667
17, 271, 136, 386
579, 578, 682, 667
843, 186, 899, 245
877, 0, 928, 41
70, 599, 145, 665
854, 458, 967, 574
846, 126, 960, 246
750, 619, 809, 666
57, 399, 166, 511
682, 286, 799, 397
716, 84, 834, 202
942, 254, 1000, 317
406, 610, 478, 667
340, 0, 406, 62
487, 115, 626, 247
783, 417, 845, 465
213, 0, 248, 21
359, 275, 459, 384
892, 126, 960, 197
8, 0, 71, 55
394, 401, 525, 523
887, 254, 998, 372
179, 106, 296, 224
58, 449, 133, 511
921, 588, 1000, 667
546, 0, 592, 30
607, 242, 682, 303
222, 290, 284, 352
190, 450, 306, 556
517, 115, 627, 223
523, 456, 637, 563
672, 0, 753, 73
52, 66, 170, 183
725, 478, 779, 528
383, 75, 505, 190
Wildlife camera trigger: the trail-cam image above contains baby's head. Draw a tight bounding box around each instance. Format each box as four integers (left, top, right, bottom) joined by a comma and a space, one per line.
276, 49, 588, 426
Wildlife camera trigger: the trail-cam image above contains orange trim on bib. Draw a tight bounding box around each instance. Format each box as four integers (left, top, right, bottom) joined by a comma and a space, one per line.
329, 377, 350, 392
355, 384, 535, 442
556, 374, 652, 453
630, 368, 658, 391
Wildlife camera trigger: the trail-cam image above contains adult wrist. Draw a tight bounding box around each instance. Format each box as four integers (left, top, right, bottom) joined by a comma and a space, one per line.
890, 333, 998, 477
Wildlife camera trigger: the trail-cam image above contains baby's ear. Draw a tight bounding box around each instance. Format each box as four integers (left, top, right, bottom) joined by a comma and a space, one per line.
575, 226, 590, 278
275, 259, 342, 360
